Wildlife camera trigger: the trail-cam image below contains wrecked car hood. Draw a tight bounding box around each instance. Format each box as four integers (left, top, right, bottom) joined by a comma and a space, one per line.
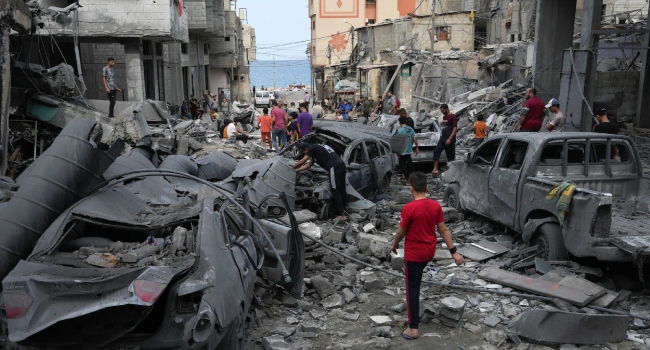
3, 260, 193, 345
313, 121, 409, 155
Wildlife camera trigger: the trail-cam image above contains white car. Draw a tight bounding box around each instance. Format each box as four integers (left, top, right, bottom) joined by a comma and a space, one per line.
254, 91, 271, 108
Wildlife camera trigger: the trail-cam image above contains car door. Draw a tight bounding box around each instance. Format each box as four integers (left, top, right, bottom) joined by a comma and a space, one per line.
461, 138, 503, 215
365, 140, 387, 186
344, 141, 374, 197
488, 140, 529, 227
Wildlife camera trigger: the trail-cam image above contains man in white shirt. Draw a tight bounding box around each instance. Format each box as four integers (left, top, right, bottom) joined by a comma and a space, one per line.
311, 101, 323, 119
226, 120, 250, 143
232, 97, 241, 108
545, 98, 565, 132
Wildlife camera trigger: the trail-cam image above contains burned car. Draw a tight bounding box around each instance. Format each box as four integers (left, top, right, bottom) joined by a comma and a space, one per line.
220, 127, 396, 219
1, 149, 304, 349
442, 132, 650, 262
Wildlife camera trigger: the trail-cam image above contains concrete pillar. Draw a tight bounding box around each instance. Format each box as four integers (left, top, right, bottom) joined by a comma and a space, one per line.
124, 39, 145, 102
637, 5, 650, 128
532, 0, 577, 103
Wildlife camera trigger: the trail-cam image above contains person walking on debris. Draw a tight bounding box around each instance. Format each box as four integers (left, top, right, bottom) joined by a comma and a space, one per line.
390, 172, 465, 340
304, 91, 311, 105
190, 95, 201, 120
226, 120, 250, 144
398, 116, 418, 184
221, 97, 229, 115
593, 107, 619, 161
375, 95, 384, 115
103, 57, 121, 118
473, 114, 488, 147
340, 99, 352, 121
294, 143, 348, 221
363, 97, 372, 118
516, 88, 545, 132
297, 104, 314, 138
210, 95, 219, 113
271, 102, 289, 151
180, 100, 192, 119
386, 92, 397, 115
258, 107, 273, 150
312, 101, 324, 119
431, 104, 457, 175
545, 98, 565, 132
400, 108, 415, 129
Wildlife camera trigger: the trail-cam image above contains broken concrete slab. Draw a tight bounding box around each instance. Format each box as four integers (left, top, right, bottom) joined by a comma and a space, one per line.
299, 222, 321, 241
511, 310, 628, 345
557, 275, 619, 308
478, 267, 606, 306
458, 240, 509, 262
369, 315, 393, 326
311, 275, 336, 299
321, 294, 344, 309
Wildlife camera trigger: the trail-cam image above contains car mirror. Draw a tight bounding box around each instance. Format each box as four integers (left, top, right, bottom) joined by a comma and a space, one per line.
347, 163, 362, 171
463, 153, 470, 163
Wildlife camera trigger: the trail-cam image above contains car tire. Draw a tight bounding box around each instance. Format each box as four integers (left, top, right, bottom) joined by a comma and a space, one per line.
216, 316, 245, 350
444, 184, 463, 212
377, 173, 391, 195
242, 124, 254, 133
535, 223, 568, 261
316, 201, 336, 221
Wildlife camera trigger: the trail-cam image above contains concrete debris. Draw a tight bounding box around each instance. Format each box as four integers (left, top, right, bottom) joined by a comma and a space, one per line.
439, 296, 466, 328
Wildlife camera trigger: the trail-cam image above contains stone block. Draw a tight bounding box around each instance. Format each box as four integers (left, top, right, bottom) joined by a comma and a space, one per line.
369, 315, 393, 326
391, 249, 404, 272
321, 294, 344, 309
310, 275, 336, 300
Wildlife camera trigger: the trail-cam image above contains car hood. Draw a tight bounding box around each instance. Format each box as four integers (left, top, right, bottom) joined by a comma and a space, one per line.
3, 260, 193, 345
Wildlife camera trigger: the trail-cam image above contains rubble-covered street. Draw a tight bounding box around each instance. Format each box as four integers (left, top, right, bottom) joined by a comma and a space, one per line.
1, 0, 650, 349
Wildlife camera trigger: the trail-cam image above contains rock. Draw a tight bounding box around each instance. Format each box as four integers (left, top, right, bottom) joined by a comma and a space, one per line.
518, 299, 529, 307
310, 310, 327, 319
361, 274, 384, 291
292, 209, 318, 224
485, 329, 507, 346
296, 299, 313, 311
369, 237, 391, 259
559, 345, 578, 350
340, 312, 360, 321
272, 326, 296, 337
369, 315, 393, 325
484, 315, 501, 327
363, 223, 375, 232
333, 274, 353, 287
358, 293, 371, 303
390, 249, 404, 272
466, 295, 480, 307
299, 222, 321, 240
370, 326, 394, 338
347, 199, 377, 219
440, 296, 466, 311
85, 253, 120, 268
301, 322, 320, 333
390, 303, 406, 312
311, 275, 336, 299
321, 294, 344, 309
322, 225, 345, 245
342, 288, 356, 303
286, 316, 299, 325
442, 206, 460, 223
299, 332, 316, 339
362, 337, 391, 349
262, 335, 291, 350
503, 306, 520, 318
464, 323, 482, 333
281, 294, 299, 307
382, 289, 395, 296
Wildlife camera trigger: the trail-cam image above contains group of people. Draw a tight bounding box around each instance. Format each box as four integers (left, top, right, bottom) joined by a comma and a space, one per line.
179, 91, 237, 121
255, 101, 315, 151
319, 91, 401, 121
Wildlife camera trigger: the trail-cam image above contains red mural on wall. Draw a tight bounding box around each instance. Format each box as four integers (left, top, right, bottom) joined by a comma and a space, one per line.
329, 31, 349, 52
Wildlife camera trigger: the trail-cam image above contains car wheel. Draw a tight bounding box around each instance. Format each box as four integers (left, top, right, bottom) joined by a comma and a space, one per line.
242, 124, 254, 133
377, 173, 391, 194
444, 184, 463, 212
216, 316, 245, 350
535, 223, 568, 261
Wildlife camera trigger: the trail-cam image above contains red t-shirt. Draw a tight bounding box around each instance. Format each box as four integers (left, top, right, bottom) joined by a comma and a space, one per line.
520, 97, 545, 130
399, 198, 444, 262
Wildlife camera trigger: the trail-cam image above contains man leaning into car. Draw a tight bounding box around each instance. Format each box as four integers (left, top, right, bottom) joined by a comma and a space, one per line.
293, 143, 347, 221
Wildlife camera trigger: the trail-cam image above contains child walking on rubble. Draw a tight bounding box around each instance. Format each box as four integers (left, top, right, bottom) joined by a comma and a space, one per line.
391, 172, 465, 340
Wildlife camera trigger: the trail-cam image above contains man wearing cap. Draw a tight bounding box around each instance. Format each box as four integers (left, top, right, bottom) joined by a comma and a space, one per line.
517, 88, 545, 132
545, 98, 565, 132
293, 143, 348, 221
431, 104, 457, 175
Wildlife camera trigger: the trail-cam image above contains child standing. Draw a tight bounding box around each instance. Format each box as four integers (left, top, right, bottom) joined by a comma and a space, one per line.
391, 172, 465, 340
287, 111, 299, 143
473, 115, 488, 147
258, 107, 273, 150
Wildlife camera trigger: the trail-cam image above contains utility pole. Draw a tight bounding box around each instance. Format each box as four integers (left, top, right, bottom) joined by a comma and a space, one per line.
273, 54, 276, 90
350, 28, 355, 53
327, 44, 332, 65
430, 0, 436, 62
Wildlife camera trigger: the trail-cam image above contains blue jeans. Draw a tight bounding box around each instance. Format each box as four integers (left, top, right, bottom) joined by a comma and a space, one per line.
272, 129, 288, 150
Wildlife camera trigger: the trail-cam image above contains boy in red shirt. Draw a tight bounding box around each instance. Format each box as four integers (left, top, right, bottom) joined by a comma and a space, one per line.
391, 172, 465, 340
257, 107, 273, 150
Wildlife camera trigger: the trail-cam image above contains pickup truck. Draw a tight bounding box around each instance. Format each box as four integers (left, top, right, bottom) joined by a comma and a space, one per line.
442, 132, 650, 262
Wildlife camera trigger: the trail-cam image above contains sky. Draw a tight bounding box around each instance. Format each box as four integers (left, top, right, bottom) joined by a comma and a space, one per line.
236, 0, 311, 61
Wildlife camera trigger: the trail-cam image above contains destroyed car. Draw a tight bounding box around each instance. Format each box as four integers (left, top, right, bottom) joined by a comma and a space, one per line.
443, 132, 650, 262
1, 150, 305, 349
220, 128, 396, 219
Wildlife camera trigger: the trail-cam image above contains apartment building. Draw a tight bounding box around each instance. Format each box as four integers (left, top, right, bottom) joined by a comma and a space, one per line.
14, 0, 255, 108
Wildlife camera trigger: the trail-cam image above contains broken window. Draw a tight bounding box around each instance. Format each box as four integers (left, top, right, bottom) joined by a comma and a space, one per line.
471, 139, 501, 165
350, 144, 366, 164
501, 141, 529, 170
539, 142, 586, 165
181, 43, 189, 54
435, 26, 451, 41
204, 43, 209, 55
142, 40, 152, 55
591, 141, 631, 163
155, 42, 163, 56
365, 141, 380, 160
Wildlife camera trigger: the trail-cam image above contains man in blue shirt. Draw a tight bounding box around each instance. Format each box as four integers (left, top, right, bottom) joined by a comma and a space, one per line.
397, 116, 419, 184
339, 99, 352, 121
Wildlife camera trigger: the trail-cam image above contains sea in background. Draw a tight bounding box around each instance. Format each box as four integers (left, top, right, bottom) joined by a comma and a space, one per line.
250, 59, 311, 89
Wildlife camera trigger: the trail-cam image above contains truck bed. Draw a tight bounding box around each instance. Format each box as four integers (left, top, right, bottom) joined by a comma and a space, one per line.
609, 213, 650, 256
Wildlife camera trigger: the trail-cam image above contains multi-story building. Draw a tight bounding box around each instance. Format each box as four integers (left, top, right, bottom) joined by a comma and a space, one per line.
14, 0, 255, 110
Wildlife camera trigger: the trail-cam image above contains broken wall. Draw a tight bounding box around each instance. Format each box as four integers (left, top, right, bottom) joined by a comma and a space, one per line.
432, 12, 476, 52
593, 71, 640, 118
80, 43, 127, 101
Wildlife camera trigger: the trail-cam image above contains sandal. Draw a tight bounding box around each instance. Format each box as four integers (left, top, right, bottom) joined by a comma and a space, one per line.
401, 330, 418, 340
